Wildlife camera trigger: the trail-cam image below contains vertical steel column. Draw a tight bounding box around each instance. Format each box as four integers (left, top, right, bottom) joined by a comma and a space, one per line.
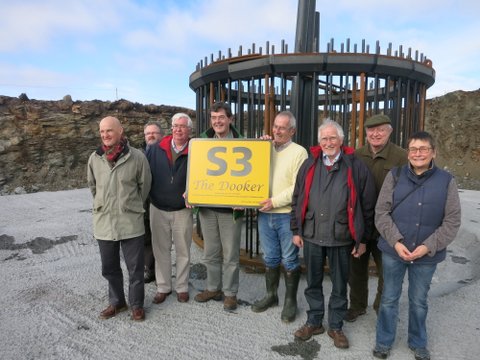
350, 78, 358, 148
291, 0, 318, 148
264, 74, 271, 136
358, 73, 367, 146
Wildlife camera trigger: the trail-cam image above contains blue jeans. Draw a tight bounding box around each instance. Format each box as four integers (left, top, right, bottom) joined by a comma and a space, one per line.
376, 253, 437, 349
258, 212, 299, 271
304, 241, 350, 330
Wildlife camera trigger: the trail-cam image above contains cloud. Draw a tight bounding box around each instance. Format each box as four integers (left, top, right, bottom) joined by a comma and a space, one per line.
0, 62, 71, 87
121, 0, 298, 58
0, 0, 125, 53
0, 0, 478, 107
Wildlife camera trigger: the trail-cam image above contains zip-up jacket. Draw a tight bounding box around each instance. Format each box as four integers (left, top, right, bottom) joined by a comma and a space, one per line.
87, 145, 152, 241
146, 135, 189, 211
291, 145, 376, 248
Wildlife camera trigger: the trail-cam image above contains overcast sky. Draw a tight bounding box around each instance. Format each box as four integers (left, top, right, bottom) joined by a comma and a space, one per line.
1, 0, 478, 109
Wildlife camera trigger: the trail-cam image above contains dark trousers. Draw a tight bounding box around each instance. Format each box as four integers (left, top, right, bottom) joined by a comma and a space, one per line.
144, 205, 155, 274
97, 235, 145, 309
348, 238, 383, 312
144, 213, 155, 274
304, 241, 351, 330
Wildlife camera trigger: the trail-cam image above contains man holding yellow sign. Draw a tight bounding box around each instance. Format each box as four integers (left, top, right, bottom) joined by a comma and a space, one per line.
191, 102, 247, 312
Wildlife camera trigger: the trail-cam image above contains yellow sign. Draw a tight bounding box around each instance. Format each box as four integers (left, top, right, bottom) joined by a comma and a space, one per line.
186, 139, 272, 207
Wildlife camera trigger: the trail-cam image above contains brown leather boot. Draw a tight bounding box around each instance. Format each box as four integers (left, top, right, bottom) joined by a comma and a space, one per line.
328, 329, 349, 349
194, 289, 223, 302
294, 323, 325, 341
223, 295, 237, 311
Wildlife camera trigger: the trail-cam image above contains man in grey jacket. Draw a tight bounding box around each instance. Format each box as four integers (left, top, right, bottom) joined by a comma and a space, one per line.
87, 116, 152, 322
291, 119, 376, 349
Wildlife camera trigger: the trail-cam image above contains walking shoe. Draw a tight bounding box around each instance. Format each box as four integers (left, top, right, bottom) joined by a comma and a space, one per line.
409, 346, 430, 360
194, 290, 223, 303
152, 291, 172, 304
344, 308, 366, 322
294, 323, 325, 341
99, 304, 128, 319
131, 307, 145, 321
176, 292, 189, 303
373, 344, 391, 359
223, 296, 237, 311
327, 329, 349, 349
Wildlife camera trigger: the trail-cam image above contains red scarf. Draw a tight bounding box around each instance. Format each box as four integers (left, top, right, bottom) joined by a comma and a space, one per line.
102, 136, 127, 163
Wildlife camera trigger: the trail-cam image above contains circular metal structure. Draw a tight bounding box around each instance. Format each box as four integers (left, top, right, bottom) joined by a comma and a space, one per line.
189, 43, 435, 148
188, 0, 435, 264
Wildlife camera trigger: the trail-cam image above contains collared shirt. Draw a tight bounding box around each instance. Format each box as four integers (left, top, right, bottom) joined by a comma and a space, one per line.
322, 151, 341, 166
171, 138, 188, 154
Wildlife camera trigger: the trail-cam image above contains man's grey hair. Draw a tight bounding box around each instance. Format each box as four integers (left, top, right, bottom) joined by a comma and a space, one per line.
172, 113, 193, 128
317, 118, 345, 143
143, 121, 163, 135
276, 110, 297, 129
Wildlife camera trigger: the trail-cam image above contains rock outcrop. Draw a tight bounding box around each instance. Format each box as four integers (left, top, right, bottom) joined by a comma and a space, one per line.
0, 95, 195, 194
1, 89, 479, 194
425, 90, 480, 190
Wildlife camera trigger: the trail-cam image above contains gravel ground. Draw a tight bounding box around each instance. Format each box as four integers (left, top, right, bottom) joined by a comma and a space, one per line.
0, 188, 479, 360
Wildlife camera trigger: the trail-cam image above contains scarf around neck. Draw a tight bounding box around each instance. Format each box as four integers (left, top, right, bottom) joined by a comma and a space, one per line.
102, 136, 128, 163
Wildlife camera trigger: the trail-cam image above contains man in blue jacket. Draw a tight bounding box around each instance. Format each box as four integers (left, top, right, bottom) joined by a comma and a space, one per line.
146, 113, 193, 304
142, 121, 164, 284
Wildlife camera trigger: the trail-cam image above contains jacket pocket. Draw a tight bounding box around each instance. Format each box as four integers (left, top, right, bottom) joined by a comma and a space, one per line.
303, 211, 315, 238
334, 219, 350, 241
121, 200, 145, 214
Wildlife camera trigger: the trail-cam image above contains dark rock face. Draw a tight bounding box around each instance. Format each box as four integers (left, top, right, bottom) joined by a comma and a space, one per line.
0, 95, 195, 194
1, 90, 479, 194
425, 90, 480, 190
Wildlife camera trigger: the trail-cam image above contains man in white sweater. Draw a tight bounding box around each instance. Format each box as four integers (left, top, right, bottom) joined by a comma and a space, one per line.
251, 111, 308, 322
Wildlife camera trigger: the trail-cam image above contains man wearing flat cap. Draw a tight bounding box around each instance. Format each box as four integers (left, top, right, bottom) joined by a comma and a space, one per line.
346, 114, 407, 322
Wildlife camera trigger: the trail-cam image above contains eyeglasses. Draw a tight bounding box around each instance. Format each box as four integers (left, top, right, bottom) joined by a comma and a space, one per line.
407, 147, 432, 154
144, 131, 161, 136
319, 136, 339, 143
172, 124, 189, 130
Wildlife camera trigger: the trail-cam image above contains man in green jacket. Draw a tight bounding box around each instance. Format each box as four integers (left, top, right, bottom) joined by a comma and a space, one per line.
346, 114, 407, 322
87, 116, 152, 322
194, 102, 244, 311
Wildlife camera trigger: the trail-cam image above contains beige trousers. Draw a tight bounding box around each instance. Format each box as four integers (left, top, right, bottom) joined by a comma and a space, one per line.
150, 205, 193, 293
